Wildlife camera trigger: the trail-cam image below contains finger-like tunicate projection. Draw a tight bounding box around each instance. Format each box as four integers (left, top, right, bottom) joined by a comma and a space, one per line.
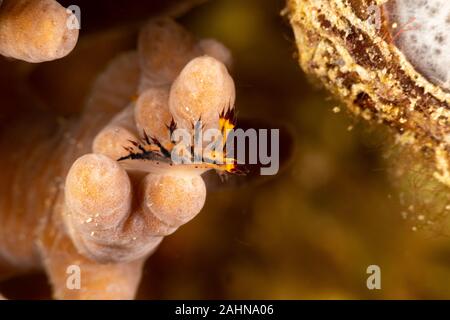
92, 105, 139, 161
65, 153, 132, 230
134, 87, 172, 145
64, 155, 207, 263
198, 38, 233, 69
0, 0, 79, 62
142, 173, 206, 227
64, 153, 164, 263
169, 56, 236, 131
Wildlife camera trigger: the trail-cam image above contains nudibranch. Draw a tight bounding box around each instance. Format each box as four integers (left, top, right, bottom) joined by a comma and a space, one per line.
0, 0, 79, 62
287, 0, 450, 187
0, 17, 237, 299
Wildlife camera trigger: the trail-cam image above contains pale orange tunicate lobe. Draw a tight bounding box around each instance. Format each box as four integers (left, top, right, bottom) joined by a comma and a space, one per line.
198, 38, 233, 69
134, 87, 172, 145
93, 105, 139, 160
138, 18, 202, 89
92, 125, 138, 161
169, 55, 235, 131
142, 173, 206, 228
65, 153, 132, 226
63, 155, 209, 263
85, 51, 140, 116
63, 153, 149, 262
0, 0, 79, 63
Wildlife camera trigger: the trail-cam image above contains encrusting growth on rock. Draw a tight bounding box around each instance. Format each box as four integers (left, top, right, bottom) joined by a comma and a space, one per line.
0, 17, 235, 299
287, 0, 450, 188
0, 0, 79, 62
